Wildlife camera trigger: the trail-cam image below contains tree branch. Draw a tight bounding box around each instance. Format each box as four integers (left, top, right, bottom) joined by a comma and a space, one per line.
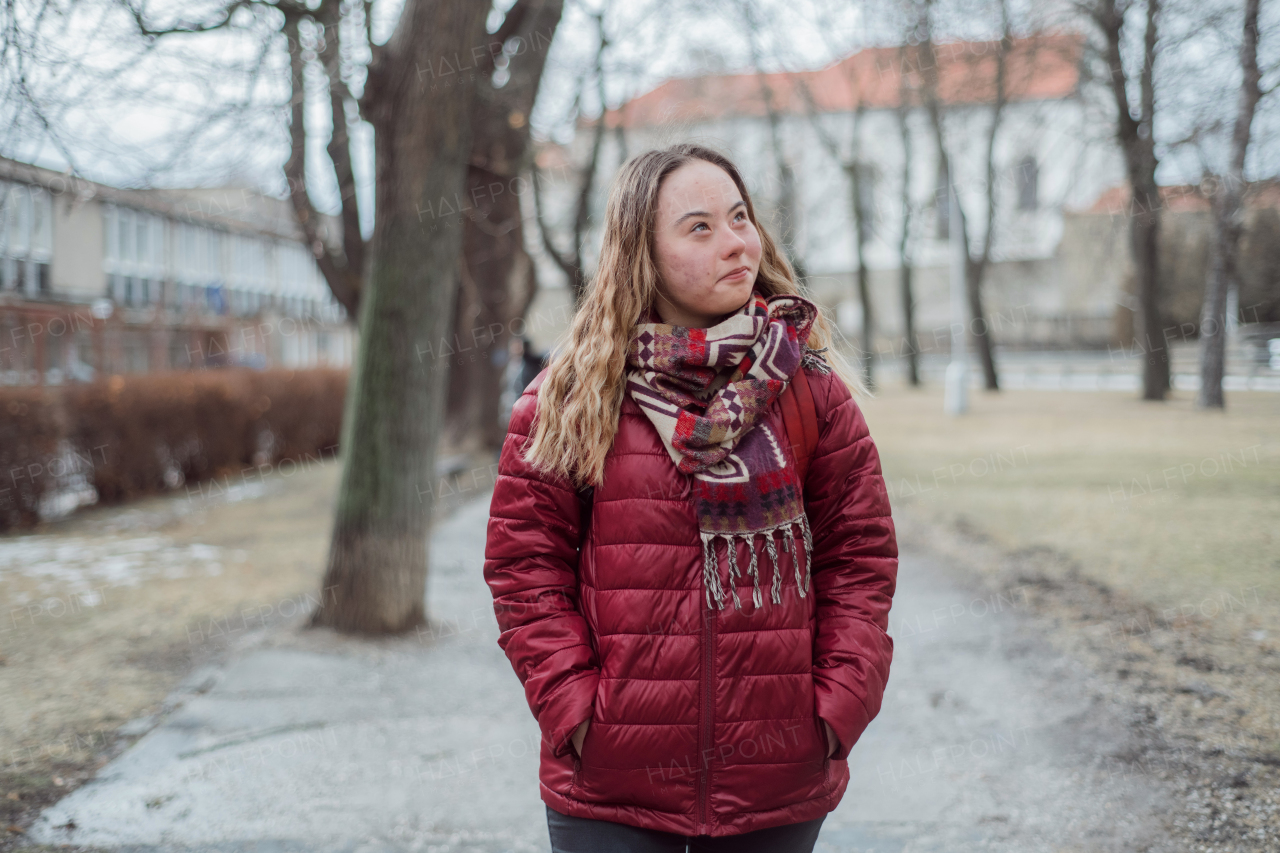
317, 0, 365, 307
531, 160, 577, 280
977, 0, 1011, 272
282, 13, 359, 318
122, 0, 281, 37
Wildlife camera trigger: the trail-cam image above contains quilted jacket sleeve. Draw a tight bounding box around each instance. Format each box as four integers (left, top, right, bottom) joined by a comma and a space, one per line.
804, 368, 897, 761
483, 383, 600, 759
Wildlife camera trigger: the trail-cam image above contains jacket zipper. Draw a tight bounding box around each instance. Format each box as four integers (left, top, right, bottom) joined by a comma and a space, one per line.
698, 596, 716, 832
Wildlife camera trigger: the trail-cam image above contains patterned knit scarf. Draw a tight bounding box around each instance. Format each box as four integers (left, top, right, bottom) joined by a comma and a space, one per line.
625, 290, 832, 612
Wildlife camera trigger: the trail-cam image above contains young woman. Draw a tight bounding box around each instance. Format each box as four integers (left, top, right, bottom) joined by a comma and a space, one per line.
483, 144, 897, 852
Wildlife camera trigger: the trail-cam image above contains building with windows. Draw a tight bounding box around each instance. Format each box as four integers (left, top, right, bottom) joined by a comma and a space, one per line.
529, 33, 1135, 352
0, 156, 355, 386
1, 178, 54, 296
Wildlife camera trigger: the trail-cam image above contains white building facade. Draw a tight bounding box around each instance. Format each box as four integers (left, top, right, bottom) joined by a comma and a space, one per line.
0, 157, 354, 385
529, 33, 1128, 353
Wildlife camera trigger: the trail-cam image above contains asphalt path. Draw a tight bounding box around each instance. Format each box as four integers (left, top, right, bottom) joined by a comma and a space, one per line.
28, 492, 1172, 852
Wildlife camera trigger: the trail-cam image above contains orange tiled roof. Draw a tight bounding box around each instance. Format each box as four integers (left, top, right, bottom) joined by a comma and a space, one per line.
601, 33, 1084, 129
1087, 181, 1280, 214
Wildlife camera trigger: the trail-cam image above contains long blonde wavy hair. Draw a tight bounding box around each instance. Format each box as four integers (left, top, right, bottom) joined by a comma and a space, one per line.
522, 143, 866, 490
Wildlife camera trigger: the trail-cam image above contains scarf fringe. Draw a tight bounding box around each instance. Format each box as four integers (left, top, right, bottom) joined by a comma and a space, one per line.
700, 514, 814, 611
802, 346, 833, 375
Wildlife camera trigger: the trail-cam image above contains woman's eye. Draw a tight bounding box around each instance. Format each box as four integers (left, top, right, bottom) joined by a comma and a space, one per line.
692, 222, 709, 232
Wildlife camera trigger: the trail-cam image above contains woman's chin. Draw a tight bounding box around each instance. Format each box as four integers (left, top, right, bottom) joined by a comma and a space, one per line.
719, 276, 755, 299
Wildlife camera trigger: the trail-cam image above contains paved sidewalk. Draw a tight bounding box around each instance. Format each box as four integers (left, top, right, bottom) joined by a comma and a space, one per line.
29, 493, 1171, 852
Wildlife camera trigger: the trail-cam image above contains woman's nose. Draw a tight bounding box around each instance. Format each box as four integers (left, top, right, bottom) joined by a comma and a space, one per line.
720, 229, 746, 258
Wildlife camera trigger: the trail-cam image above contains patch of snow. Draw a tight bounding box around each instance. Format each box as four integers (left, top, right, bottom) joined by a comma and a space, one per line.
0, 535, 248, 598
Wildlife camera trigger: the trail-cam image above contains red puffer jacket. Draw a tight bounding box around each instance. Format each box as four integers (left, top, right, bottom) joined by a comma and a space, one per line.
483, 362, 897, 837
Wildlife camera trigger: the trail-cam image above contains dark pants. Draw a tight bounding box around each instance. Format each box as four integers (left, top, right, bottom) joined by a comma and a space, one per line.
546, 804, 826, 853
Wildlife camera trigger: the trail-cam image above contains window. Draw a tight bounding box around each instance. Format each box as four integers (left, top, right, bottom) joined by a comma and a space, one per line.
29, 188, 51, 261
104, 205, 119, 268
206, 229, 224, 281
6, 184, 31, 257
2, 183, 53, 282
136, 214, 148, 273
119, 208, 135, 269
150, 216, 165, 278
22, 259, 39, 296
1016, 156, 1038, 211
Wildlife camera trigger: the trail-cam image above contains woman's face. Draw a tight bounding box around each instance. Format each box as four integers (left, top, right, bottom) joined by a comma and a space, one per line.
651, 159, 762, 328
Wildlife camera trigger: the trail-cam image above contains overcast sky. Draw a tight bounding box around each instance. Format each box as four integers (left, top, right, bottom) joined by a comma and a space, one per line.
2, 0, 1276, 224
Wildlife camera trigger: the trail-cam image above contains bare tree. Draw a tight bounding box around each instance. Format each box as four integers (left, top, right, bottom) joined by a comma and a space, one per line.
533, 9, 609, 306
309, 0, 498, 633
280, 4, 364, 320
739, 1, 807, 282
111, 0, 565, 632
3, 1, 290, 187
121, 1, 561, 466
448, 0, 565, 454
1083, 0, 1169, 400
916, 0, 1004, 391
895, 42, 922, 387
966, 0, 1013, 392
1198, 0, 1267, 409
796, 75, 876, 387
121, 2, 368, 320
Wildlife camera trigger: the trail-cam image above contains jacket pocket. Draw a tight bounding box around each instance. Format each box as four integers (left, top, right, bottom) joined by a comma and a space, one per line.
814, 710, 835, 792
568, 718, 595, 797
811, 677, 834, 783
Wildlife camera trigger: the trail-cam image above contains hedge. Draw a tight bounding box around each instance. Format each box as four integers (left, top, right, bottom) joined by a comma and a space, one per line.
0, 368, 348, 531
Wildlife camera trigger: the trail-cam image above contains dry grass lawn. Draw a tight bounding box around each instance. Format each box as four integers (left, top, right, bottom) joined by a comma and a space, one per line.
859, 382, 1280, 850
1, 450, 494, 848
861, 384, 1278, 631
0, 459, 344, 844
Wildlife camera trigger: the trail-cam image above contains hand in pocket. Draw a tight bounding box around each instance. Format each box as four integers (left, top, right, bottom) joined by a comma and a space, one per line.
571, 718, 590, 758
822, 720, 838, 758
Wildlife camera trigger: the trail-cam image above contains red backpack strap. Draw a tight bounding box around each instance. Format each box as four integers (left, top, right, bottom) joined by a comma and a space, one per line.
780, 366, 820, 484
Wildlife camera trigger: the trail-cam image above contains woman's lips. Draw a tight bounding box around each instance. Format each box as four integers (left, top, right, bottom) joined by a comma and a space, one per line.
720, 266, 750, 282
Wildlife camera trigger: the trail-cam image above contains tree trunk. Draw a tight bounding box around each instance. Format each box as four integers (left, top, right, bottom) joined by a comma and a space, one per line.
1131, 182, 1168, 399
856, 259, 873, 388
969, 4, 1010, 393
896, 48, 920, 388
310, 0, 491, 634
1198, 210, 1232, 408
448, 0, 564, 455
966, 258, 999, 390
1198, 0, 1261, 410
849, 164, 874, 389
281, 2, 366, 322
1096, 0, 1168, 400
532, 11, 606, 307
899, 262, 919, 386
777, 162, 807, 283
916, 15, 998, 390
744, 10, 806, 284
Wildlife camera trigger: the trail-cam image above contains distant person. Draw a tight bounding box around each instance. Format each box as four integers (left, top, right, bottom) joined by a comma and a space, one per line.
483, 144, 897, 852
518, 336, 547, 394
